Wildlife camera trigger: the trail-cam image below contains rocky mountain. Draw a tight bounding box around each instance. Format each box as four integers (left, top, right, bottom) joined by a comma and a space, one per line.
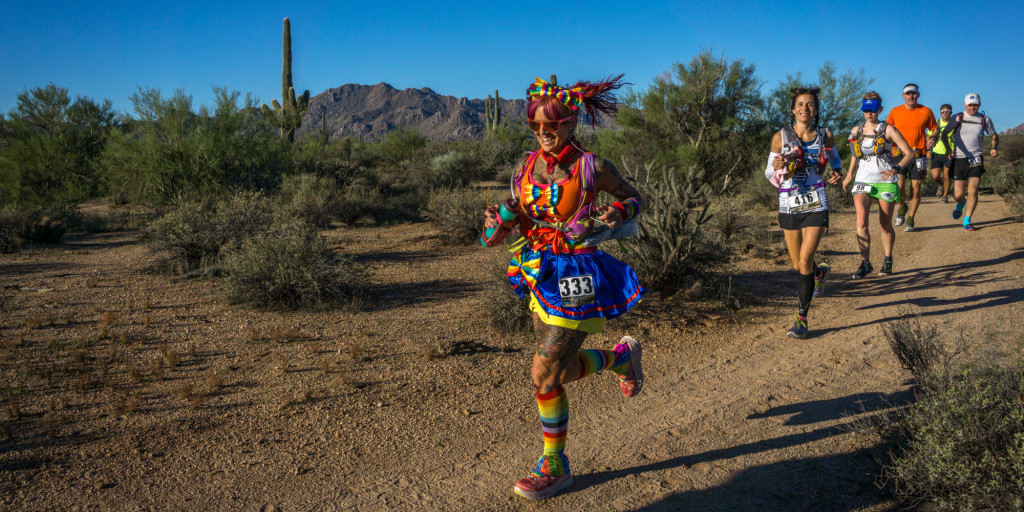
1004, 122, 1024, 135
297, 83, 528, 142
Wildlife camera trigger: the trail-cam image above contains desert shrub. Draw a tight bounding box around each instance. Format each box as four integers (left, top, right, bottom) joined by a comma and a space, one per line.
375, 128, 427, 164
479, 249, 532, 335
428, 151, 484, 188
0, 204, 75, 245
709, 197, 754, 245
277, 173, 341, 228
148, 190, 274, 272
870, 313, 1024, 510
421, 187, 487, 245
619, 162, 726, 296
882, 309, 968, 388
0, 209, 20, 253
222, 221, 363, 309
881, 363, 1024, 510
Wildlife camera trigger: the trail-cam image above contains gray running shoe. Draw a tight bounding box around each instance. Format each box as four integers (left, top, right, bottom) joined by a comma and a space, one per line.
904, 217, 915, 232
852, 260, 874, 279
936, 187, 943, 197
879, 257, 893, 276
895, 205, 907, 226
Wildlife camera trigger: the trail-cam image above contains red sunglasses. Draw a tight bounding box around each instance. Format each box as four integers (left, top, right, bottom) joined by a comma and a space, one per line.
528, 114, 576, 133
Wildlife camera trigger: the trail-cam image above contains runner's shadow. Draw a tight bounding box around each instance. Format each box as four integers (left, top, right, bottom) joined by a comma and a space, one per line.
630, 450, 893, 511
747, 389, 913, 425
569, 390, 912, 500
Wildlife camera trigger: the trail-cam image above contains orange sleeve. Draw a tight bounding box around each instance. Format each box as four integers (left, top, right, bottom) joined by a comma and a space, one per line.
924, 108, 938, 131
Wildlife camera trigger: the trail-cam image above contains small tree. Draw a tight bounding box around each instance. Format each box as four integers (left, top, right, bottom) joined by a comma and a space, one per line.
765, 61, 874, 136
607, 50, 765, 195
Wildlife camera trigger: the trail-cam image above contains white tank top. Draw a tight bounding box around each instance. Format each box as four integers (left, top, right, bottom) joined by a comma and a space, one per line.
777, 127, 829, 214
853, 126, 897, 184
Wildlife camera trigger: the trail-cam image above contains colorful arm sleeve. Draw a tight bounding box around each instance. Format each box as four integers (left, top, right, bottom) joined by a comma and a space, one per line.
611, 197, 642, 221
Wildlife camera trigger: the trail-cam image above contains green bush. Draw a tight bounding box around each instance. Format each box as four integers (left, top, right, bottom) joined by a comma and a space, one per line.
222, 221, 363, 310
882, 364, 1024, 510
278, 173, 341, 228
0, 209, 20, 253
0, 83, 118, 206
375, 128, 427, 164
98, 87, 290, 204
428, 151, 484, 188
148, 191, 274, 273
421, 187, 487, 245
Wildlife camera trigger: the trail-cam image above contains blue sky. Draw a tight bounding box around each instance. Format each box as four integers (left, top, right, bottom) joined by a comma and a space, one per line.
3, 1, 1021, 132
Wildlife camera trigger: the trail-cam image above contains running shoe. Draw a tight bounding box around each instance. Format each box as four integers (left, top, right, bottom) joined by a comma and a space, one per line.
514, 455, 573, 500
895, 205, 907, 226
942, 195, 949, 203
879, 257, 893, 276
787, 314, 808, 339
903, 217, 915, 232
964, 223, 976, 231
953, 201, 965, 220
514, 473, 574, 500
614, 336, 644, 397
813, 263, 831, 298
935, 188, 943, 197
852, 260, 873, 279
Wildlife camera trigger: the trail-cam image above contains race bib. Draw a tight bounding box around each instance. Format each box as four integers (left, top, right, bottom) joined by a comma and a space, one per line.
851, 183, 872, 195
968, 156, 983, 167
558, 274, 596, 307
786, 189, 822, 213
916, 157, 927, 171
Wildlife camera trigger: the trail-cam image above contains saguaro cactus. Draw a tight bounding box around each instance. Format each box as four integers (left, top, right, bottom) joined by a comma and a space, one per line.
485, 89, 503, 133
261, 17, 310, 142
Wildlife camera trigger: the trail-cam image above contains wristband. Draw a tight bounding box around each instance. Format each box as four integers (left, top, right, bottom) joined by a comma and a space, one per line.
611, 197, 641, 221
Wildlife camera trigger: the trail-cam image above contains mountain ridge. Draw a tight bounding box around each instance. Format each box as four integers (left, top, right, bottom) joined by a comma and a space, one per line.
297, 82, 528, 142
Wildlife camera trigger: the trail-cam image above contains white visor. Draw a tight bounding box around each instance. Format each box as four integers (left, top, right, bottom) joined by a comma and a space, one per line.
902, 85, 919, 94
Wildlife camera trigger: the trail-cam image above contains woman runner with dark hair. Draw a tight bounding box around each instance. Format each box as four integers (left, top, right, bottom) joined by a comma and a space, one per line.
765, 87, 844, 339
481, 75, 645, 500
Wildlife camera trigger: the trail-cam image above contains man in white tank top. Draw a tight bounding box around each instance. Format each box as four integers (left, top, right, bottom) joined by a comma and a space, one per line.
938, 93, 999, 231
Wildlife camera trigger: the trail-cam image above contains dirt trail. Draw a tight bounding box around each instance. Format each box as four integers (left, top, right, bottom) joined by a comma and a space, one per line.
1, 193, 1022, 511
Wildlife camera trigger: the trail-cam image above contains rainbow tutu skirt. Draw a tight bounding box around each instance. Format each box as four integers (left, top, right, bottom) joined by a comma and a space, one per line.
507, 245, 644, 333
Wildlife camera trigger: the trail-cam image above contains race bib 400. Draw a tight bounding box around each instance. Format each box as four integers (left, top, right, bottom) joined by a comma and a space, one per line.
559, 274, 596, 307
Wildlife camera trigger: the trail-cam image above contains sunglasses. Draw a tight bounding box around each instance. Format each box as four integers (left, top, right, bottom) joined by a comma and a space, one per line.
941, 109, 952, 113
862, 109, 880, 114
528, 114, 576, 133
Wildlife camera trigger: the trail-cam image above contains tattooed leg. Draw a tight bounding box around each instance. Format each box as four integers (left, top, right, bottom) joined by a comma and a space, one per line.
531, 313, 587, 393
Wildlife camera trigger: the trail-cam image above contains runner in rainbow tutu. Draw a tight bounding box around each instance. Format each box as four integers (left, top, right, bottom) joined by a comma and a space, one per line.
481, 75, 645, 500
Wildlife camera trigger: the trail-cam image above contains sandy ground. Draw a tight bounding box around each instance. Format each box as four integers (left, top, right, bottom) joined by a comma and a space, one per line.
1, 192, 1022, 511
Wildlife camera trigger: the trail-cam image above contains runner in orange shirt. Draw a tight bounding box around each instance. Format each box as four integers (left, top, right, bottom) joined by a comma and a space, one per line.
885, 83, 938, 231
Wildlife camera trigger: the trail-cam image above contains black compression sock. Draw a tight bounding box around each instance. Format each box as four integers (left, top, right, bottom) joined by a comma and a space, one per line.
798, 272, 814, 316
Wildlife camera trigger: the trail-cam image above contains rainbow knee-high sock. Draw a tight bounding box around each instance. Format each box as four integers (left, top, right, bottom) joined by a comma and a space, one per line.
535, 386, 570, 476
572, 349, 630, 382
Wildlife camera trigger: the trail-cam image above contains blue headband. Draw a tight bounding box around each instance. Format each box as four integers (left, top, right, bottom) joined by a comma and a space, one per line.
861, 99, 881, 112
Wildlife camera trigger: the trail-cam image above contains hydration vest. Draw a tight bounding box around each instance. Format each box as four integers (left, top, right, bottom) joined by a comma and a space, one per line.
780, 126, 831, 173
850, 122, 889, 159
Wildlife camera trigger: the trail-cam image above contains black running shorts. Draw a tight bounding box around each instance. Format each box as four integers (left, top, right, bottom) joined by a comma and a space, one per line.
930, 153, 949, 169
778, 211, 829, 230
952, 158, 985, 180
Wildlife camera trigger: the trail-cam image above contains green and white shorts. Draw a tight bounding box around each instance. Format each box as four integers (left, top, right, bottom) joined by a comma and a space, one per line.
851, 182, 900, 203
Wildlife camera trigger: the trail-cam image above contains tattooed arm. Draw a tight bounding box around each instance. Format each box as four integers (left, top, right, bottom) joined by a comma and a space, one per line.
592, 156, 643, 228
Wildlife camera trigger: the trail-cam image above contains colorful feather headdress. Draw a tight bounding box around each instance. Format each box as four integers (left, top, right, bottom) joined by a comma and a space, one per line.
526, 77, 585, 112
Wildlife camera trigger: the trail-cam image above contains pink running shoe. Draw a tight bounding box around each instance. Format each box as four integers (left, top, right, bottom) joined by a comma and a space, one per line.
615, 336, 644, 397
513, 473, 574, 500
